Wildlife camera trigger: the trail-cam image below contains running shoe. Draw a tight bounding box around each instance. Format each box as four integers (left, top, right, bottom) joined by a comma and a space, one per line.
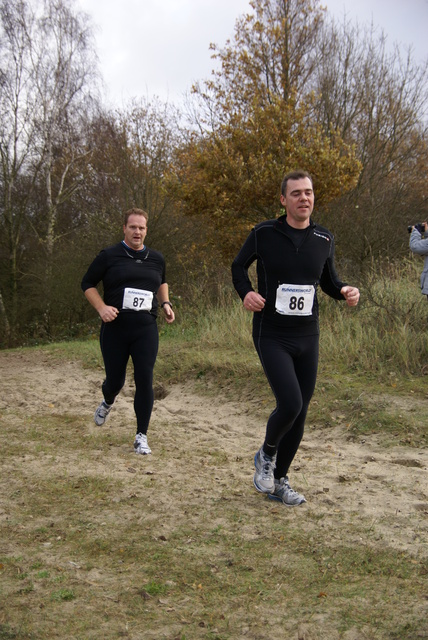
134, 432, 152, 455
268, 476, 306, 506
253, 447, 276, 493
94, 401, 113, 426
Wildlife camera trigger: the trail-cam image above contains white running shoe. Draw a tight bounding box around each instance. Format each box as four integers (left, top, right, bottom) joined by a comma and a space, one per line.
134, 432, 152, 455
253, 447, 276, 493
94, 401, 113, 426
268, 476, 306, 506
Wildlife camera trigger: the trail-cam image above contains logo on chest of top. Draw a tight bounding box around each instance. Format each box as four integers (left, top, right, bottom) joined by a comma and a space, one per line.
313, 232, 330, 242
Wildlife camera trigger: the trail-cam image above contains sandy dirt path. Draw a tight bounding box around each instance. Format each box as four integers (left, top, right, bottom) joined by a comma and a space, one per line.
1, 348, 427, 562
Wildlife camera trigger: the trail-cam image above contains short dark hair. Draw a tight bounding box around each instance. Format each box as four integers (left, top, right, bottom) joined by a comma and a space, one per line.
123, 208, 149, 225
281, 170, 313, 196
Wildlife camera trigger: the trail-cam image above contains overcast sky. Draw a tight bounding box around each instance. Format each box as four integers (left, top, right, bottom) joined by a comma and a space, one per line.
78, 0, 428, 107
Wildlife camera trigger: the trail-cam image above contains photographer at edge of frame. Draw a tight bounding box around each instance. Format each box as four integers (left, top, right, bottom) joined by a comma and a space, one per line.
409, 221, 428, 301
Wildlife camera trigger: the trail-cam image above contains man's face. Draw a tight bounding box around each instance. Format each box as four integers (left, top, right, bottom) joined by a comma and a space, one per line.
123, 214, 147, 250
280, 177, 314, 228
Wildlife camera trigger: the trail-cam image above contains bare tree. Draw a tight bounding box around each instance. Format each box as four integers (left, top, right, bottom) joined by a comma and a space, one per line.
117, 98, 183, 234
313, 16, 428, 266
0, 0, 41, 342
0, 0, 99, 343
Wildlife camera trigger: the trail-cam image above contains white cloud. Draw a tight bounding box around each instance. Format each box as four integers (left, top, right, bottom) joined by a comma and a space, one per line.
79, 0, 250, 105
78, 0, 428, 107
325, 0, 428, 61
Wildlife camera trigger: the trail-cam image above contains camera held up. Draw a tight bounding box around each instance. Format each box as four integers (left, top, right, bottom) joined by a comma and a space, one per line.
407, 223, 426, 234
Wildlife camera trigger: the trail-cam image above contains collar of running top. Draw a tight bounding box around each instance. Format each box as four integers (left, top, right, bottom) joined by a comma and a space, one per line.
121, 240, 146, 252
121, 242, 150, 261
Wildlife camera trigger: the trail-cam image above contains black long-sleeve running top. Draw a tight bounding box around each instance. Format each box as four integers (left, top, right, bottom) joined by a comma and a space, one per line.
81, 242, 166, 317
231, 215, 346, 336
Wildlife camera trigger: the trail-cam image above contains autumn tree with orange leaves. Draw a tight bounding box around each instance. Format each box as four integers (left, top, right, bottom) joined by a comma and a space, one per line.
171, 0, 361, 259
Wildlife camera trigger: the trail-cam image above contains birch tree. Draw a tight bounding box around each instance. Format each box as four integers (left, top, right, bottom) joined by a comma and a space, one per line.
0, 0, 98, 343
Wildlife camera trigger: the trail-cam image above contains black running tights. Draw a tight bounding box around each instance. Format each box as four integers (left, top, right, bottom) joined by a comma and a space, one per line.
99, 313, 159, 434
254, 332, 319, 479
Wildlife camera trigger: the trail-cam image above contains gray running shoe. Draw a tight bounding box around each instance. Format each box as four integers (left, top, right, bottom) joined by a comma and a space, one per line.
134, 432, 152, 455
253, 447, 276, 493
94, 401, 113, 426
268, 476, 306, 506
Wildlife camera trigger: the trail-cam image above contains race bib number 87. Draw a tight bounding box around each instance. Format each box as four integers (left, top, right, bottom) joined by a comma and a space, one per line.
122, 288, 153, 311
275, 284, 315, 316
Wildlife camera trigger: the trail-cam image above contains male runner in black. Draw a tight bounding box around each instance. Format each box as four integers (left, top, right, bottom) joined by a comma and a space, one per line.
81, 208, 175, 454
232, 170, 360, 505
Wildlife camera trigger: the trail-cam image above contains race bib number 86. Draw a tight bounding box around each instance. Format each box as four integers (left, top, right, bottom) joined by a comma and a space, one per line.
122, 288, 153, 311
275, 284, 315, 316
